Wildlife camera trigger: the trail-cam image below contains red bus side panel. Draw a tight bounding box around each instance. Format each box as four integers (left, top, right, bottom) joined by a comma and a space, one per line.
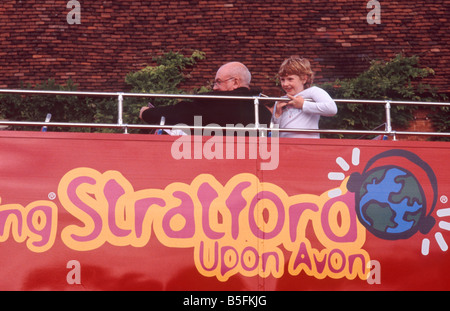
0, 131, 449, 290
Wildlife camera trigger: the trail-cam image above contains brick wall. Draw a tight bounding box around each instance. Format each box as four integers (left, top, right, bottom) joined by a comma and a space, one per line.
398, 109, 436, 141
0, 0, 449, 94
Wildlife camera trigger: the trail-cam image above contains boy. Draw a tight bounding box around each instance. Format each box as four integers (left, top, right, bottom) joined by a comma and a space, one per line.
272, 56, 337, 138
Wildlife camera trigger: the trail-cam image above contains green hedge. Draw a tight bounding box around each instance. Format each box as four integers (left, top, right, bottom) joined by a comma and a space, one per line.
318, 54, 448, 139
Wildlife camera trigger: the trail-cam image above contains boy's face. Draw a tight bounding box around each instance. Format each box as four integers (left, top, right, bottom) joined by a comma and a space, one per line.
280, 74, 307, 96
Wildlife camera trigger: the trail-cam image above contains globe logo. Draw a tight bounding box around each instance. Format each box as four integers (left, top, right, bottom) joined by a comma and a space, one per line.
347, 150, 437, 241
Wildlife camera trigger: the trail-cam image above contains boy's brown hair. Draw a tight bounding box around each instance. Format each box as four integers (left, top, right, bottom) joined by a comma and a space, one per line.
278, 56, 314, 89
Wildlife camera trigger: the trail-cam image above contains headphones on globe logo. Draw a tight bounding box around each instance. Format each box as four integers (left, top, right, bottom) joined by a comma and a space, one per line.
347, 149, 437, 240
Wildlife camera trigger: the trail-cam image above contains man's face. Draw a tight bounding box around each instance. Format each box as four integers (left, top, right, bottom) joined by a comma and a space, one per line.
213, 68, 238, 91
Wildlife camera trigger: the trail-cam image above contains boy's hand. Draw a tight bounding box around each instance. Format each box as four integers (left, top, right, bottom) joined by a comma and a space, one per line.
274, 101, 287, 118
287, 94, 305, 109
274, 95, 305, 118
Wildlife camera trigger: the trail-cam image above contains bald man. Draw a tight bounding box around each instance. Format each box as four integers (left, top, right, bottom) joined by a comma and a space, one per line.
212, 61, 252, 91
139, 62, 271, 129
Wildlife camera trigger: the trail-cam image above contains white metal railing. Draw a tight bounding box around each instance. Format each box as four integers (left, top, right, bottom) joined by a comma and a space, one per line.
0, 89, 449, 140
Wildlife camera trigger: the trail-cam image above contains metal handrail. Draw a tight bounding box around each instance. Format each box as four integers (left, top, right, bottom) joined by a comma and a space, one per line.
0, 88, 449, 139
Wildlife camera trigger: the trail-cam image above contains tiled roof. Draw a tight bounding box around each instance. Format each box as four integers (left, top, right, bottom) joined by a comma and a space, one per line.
0, 0, 448, 94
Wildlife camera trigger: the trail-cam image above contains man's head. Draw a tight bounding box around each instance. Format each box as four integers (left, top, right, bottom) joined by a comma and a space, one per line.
213, 62, 252, 91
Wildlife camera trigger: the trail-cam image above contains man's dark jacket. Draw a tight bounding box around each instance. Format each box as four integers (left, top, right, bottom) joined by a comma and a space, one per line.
141, 87, 272, 128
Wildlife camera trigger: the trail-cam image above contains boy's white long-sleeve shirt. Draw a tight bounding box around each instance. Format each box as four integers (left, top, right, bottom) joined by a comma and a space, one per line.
272, 86, 337, 139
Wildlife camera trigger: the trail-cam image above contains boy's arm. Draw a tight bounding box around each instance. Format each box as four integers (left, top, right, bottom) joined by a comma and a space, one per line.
302, 87, 337, 116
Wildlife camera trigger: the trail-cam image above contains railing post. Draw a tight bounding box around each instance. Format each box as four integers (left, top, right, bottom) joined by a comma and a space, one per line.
385, 101, 391, 132
117, 92, 127, 134
385, 100, 396, 141
254, 97, 261, 136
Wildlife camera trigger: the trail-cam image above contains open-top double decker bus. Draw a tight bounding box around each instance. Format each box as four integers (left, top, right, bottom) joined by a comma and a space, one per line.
0, 89, 449, 291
